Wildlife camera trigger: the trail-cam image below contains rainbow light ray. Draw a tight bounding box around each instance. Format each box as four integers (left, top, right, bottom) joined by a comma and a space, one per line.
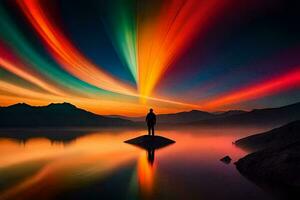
137, 0, 223, 99
18, 0, 136, 96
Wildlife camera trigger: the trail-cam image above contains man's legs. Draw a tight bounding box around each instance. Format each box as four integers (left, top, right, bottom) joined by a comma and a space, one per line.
151, 125, 155, 136
148, 125, 151, 135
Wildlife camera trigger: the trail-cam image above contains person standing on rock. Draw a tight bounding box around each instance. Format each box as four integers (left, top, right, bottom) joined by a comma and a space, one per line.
146, 108, 156, 136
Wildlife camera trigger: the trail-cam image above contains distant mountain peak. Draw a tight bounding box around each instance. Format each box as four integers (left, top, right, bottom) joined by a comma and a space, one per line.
8, 103, 32, 108
47, 102, 77, 109
190, 109, 208, 113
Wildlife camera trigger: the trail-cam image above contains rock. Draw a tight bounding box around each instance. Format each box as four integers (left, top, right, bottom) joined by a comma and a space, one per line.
236, 142, 300, 197
124, 135, 175, 150
220, 156, 232, 164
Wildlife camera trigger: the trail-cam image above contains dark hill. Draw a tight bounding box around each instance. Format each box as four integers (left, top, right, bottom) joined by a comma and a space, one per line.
0, 102, 133, 127
156, 110, 215, 123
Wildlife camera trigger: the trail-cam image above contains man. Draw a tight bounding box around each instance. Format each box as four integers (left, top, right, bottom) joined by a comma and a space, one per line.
146, 108, 156, 136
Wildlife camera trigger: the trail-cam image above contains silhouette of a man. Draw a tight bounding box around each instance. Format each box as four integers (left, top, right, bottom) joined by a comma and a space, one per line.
146, 108, 156, 136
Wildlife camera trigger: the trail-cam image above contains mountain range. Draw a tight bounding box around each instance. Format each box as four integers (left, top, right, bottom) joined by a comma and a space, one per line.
108, 109, 246, 123
1, 101, 300, 127
188, 102, 300, 126
0, 102, 133, 127
111, 102, 300, 126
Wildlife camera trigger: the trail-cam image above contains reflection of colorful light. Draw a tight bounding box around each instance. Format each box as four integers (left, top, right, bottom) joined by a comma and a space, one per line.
201, 67, 300, 110
0, 132, 140, 199
137, 151, 155, 195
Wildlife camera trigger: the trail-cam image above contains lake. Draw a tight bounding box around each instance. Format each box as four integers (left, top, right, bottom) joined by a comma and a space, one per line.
0, 126, 275, 200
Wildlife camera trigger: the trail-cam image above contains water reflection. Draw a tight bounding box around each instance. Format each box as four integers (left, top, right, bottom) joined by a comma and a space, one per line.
137, 151, 155, 197
126, 136, 174, 199
0, 131, 142, 200
147, 149, 155, 165
0, 126, 273, 200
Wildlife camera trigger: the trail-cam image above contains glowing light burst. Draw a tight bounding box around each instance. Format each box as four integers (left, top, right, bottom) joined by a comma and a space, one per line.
0, 0, 299, 115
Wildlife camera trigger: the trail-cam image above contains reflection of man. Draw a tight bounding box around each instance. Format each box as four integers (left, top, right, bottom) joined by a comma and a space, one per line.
146, 108, 156, 136
147, 149, 155, 165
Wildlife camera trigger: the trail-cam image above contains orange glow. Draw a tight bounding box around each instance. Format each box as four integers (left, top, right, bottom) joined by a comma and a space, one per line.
0, 77, 202, 116
0, 80, 62, 101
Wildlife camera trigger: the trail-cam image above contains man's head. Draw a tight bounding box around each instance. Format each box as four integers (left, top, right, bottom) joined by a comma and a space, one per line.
150, 108, 153, 113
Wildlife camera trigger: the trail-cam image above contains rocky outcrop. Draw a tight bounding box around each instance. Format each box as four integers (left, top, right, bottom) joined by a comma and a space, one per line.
235, 120, 300, 151
235, 121, 300, 197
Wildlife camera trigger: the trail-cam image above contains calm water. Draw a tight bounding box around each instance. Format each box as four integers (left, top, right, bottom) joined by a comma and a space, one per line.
0, 126, 275, 200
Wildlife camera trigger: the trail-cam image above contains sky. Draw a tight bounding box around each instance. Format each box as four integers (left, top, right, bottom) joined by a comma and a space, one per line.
0, 0, 300, 116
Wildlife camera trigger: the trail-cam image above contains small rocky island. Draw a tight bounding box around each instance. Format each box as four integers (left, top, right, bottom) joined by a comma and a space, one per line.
124, 135, 175, 150
235, 120, 300, 197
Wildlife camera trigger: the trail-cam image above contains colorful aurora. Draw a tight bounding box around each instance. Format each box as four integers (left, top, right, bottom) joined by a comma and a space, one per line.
0, 0, 300, 115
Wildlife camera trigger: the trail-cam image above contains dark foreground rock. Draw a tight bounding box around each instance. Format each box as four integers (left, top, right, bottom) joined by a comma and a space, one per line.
236, 142, 300, 188
235, 121, 300, 198
124, 135, 175, 150
220, 156, 232, 164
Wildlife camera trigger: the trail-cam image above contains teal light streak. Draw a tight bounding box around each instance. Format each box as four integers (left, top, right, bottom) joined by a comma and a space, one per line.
99, 0, 138, 84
